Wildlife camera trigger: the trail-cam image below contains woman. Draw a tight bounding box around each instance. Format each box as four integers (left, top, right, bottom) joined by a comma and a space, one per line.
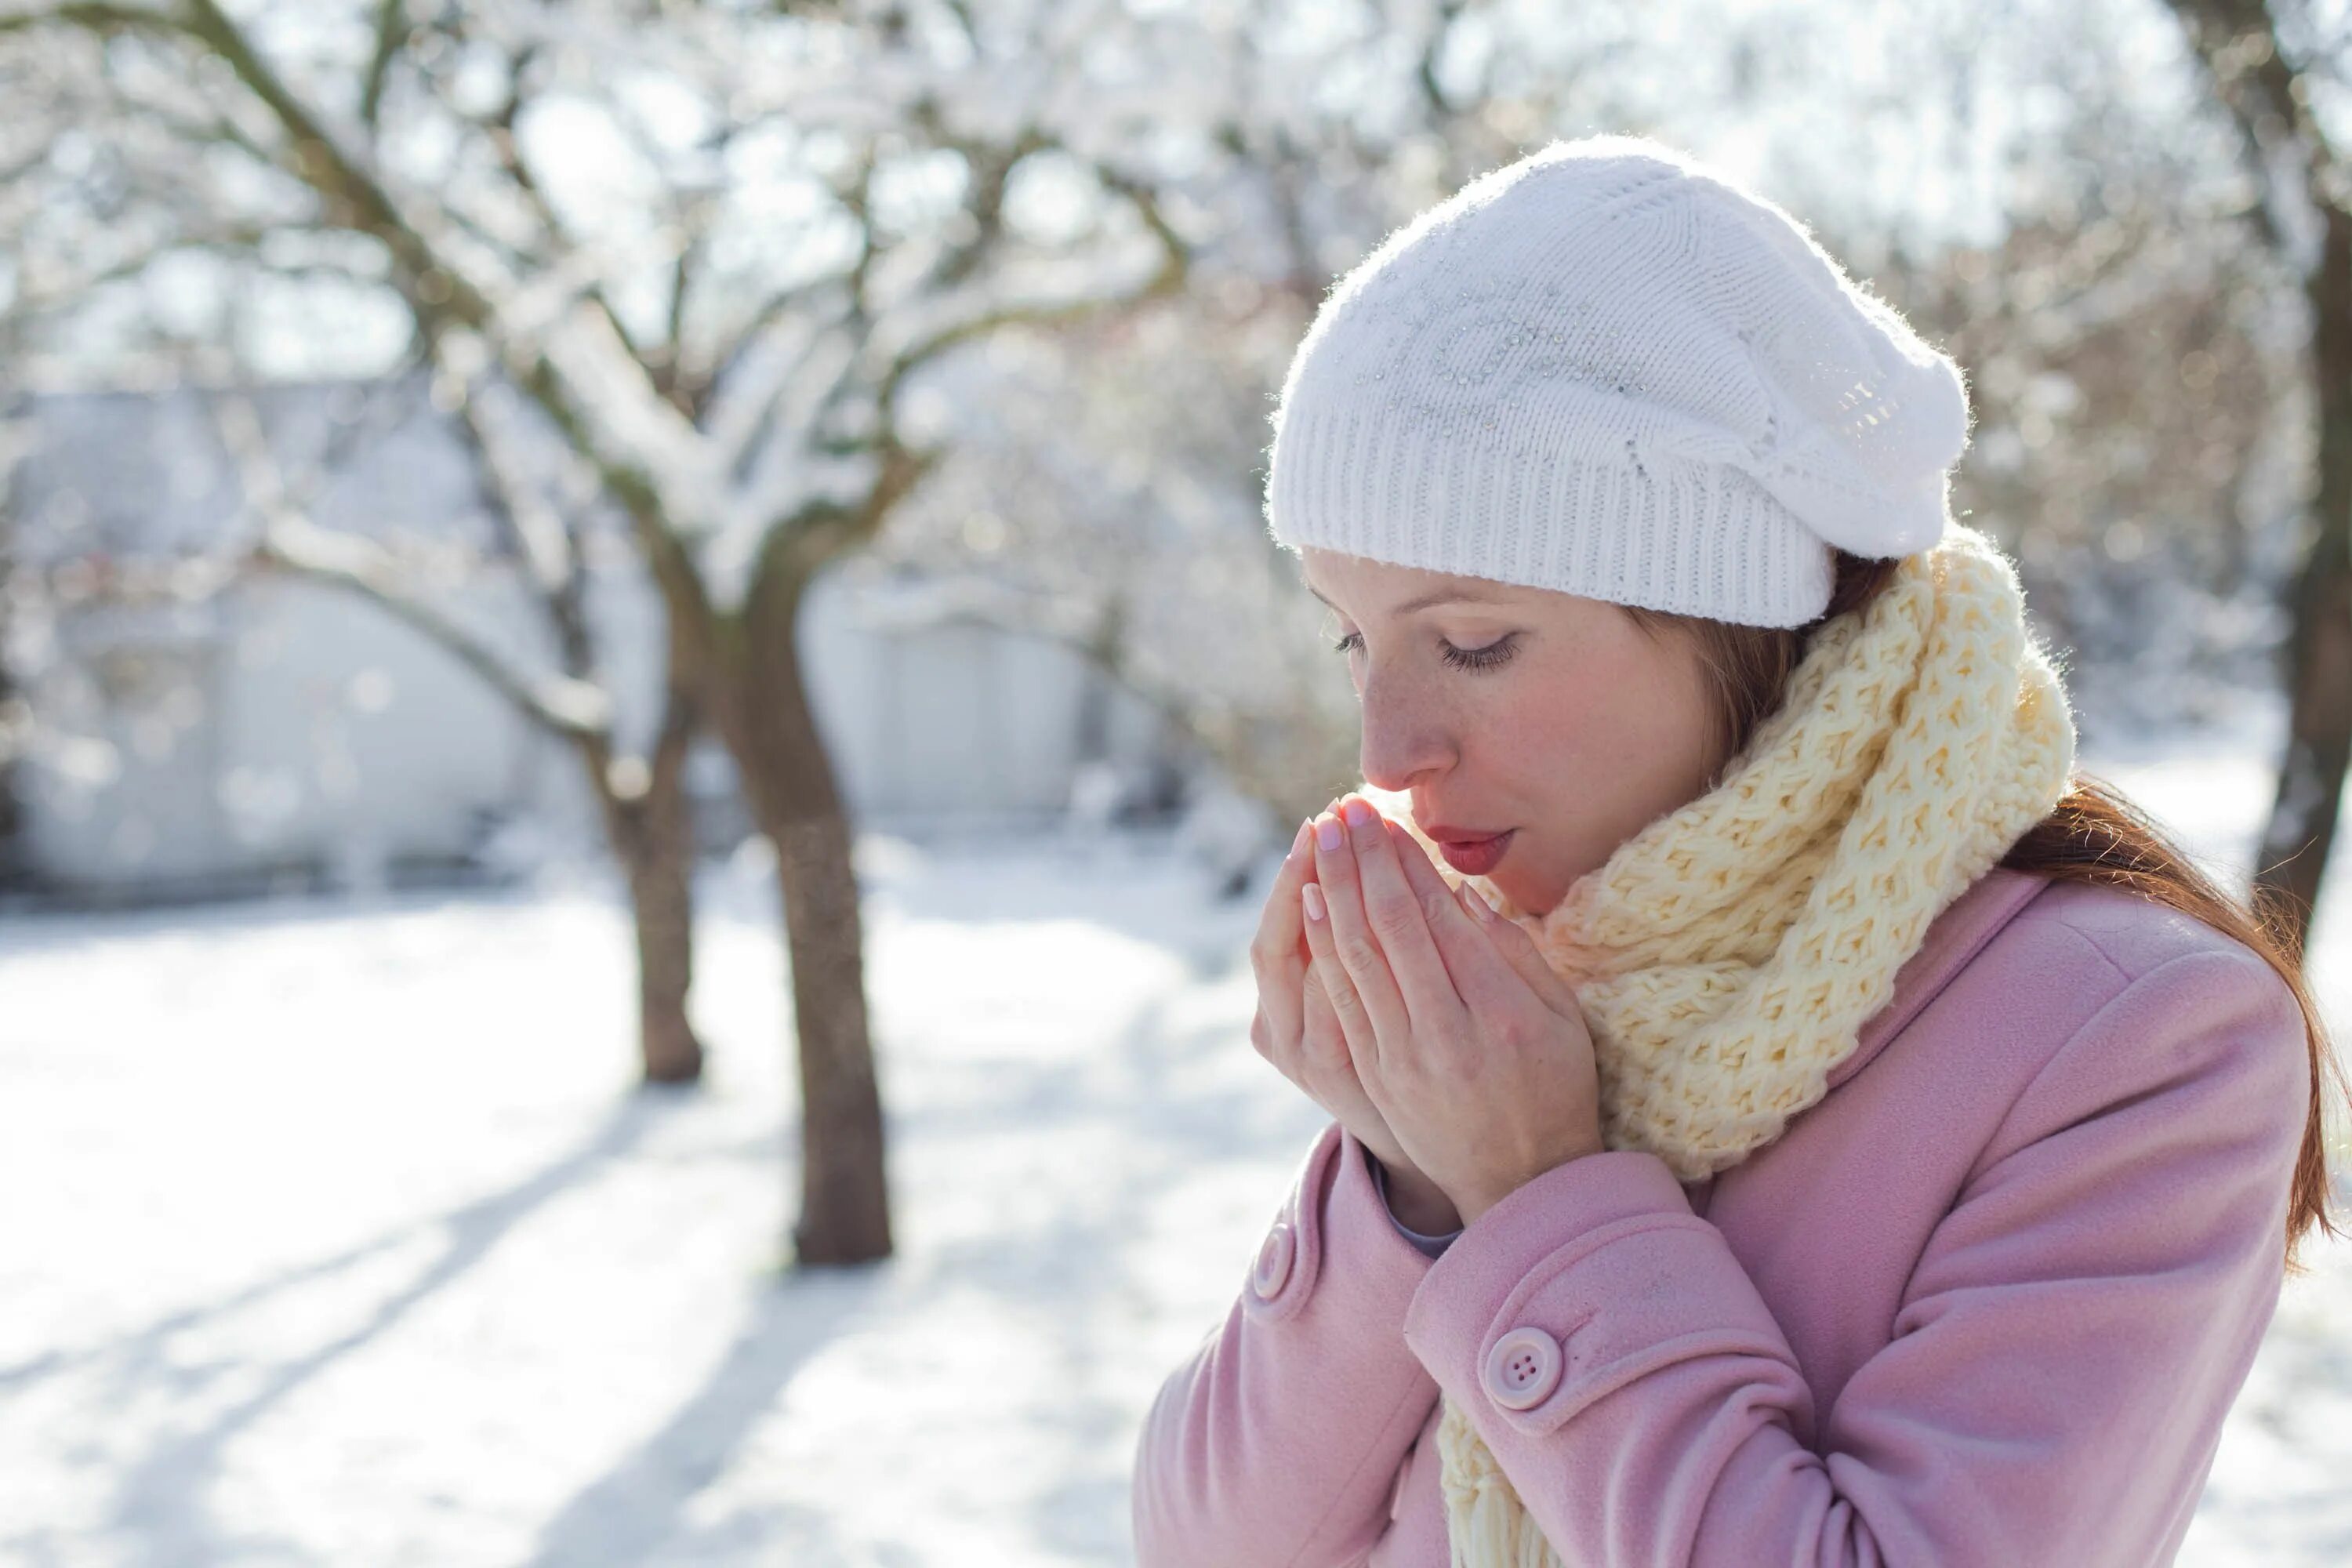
1131, 134, 2347, 1566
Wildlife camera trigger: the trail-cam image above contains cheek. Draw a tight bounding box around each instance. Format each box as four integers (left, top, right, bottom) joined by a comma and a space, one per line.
1483, 649, 1700, 787
1461, 673, 1595, 777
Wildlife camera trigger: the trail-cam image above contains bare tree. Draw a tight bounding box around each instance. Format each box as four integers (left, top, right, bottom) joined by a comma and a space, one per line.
214, 375, 710, 1084
1853, 4, 2307, 742
0, 0, 1203, 1265
2161, 0, 2352, 953
0, 8, 707, 1080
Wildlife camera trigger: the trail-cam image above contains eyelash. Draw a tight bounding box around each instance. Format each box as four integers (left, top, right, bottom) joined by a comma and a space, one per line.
1329, 630, 1521, 672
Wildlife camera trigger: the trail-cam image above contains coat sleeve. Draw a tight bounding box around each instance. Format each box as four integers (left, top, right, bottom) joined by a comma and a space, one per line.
1398, 942, 2310, 1567
1132, 1117, 1443, 1568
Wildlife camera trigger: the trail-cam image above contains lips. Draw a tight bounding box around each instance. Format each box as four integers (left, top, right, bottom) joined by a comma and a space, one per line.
1432, 829, 1513, 877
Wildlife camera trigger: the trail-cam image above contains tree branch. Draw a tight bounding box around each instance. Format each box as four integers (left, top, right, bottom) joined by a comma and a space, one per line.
210, 390, 612, 746
873, 162, 1189, 420
2165, 0, 2341, 259
0, 3, 187, 39
172, 0, 714, 615
441, 359, 601, 682
359, 0, 403, 133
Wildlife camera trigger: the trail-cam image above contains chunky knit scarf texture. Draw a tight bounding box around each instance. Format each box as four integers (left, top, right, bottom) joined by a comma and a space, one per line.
1359, 520, 2078, 1566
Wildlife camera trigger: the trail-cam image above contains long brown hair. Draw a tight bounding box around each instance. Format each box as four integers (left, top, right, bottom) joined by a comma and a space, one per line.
1624, 549, 2348, 1276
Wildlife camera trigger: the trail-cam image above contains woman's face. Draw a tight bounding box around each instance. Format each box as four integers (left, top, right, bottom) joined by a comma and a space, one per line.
1300, 547, 1730, 918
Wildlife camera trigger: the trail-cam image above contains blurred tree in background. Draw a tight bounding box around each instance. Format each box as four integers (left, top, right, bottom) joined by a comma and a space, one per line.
2162, 0, 2352, 956
0, 0, 1202, 1267
0, 402, 26, 889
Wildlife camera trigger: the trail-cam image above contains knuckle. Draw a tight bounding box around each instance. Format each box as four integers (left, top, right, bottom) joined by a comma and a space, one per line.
1369, 897, 1421, 945
1492, 1009, 1546, 1053
1329, 974, 1372, 1019
1379, 1051, 1427, 1092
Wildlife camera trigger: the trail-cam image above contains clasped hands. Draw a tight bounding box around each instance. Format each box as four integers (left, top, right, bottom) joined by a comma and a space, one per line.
1249, 791, 1606, 1231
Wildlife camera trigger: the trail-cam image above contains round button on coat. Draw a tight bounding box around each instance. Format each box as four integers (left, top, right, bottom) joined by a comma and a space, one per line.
1483, 1326, 1563, 1410
1250, 1219, 1297, 1300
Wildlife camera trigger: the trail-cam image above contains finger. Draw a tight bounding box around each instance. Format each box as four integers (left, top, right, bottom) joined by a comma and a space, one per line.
1296, 954, 1356, 1093
1308, 952, 1392, 1120
1434, 855, 1586, 1019
1298, 838, 1387, 1089
1249, 817, 1319, 1030
1309, 800, 1413, 1065
1250, 816, 1316, 968
1345, 800, 1468, 1033
1381, 815, 1544, 1014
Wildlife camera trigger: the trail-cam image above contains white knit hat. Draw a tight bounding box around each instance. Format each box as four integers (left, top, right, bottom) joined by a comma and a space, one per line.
1263, 134, 1973, 629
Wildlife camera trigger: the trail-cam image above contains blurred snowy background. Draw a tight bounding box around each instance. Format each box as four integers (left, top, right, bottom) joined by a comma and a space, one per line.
2, 0, 2349, 1563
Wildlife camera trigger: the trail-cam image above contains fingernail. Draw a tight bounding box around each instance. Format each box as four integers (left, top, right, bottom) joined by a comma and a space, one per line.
1289, 818, 1312, 861
1315, 813, 1345, 851
1302, 882, 1327, 922
1459, 881, 1494, 922
1340, 797, 1375, 829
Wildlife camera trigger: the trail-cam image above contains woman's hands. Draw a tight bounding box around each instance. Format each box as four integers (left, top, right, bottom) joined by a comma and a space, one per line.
1298, 794, 1606, 1226
1250, 815, 1453, 1229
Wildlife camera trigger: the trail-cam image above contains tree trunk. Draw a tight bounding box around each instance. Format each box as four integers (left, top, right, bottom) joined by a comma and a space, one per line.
587, 681, 707, 1087
2252, 205, 2352, 956
707, 563, 892, 1267
612, 782, 704, 1087
0, 510, 21, 890
0, 747, 21, 889
0, 662, 21, 889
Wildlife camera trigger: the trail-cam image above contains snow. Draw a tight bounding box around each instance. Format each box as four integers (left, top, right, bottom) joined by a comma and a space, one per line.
2, 713, 2347, 1566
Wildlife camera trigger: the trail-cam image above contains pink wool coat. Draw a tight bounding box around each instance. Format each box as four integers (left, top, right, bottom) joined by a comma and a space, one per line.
1131, 866, 2312, 1566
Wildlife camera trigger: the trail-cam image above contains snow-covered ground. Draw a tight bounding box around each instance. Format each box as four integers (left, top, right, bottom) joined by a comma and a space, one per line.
2, 709, 2347, 1566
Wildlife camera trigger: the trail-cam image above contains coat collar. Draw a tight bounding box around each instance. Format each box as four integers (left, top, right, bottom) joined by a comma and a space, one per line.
1824, 865, 2055, 1093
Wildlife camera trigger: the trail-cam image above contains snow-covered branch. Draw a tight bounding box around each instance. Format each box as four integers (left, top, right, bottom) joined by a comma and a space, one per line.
211, 390, 613, 746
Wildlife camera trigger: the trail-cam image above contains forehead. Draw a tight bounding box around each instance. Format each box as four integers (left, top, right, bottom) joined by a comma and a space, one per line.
1297, 549, 1519, 616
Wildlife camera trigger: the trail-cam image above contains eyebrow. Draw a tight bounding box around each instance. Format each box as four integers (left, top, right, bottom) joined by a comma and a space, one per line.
1301, 580, 1509, 617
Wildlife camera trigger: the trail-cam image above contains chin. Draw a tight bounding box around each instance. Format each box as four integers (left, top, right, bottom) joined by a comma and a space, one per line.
1477, 867, 1534, 919
1488, 858, 1568, 920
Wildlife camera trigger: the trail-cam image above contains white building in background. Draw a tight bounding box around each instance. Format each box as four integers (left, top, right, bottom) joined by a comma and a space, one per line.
2, 377, 1189, 903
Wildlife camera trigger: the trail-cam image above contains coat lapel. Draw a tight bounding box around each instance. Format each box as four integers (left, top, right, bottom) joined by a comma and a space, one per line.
1824, 865, 2055, 1093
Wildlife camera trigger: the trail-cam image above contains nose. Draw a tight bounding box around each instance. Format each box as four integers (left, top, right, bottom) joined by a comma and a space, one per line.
1356, 672, 1454, 793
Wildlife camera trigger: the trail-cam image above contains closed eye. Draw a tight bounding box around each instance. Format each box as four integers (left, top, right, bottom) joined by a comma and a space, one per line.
1329, 630, 1520, 672
1443, 633, 1519, 671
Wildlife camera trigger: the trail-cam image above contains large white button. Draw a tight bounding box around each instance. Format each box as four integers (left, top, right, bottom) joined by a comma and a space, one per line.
1250, 1219, 1297, 1300
1483, 1326, 1563, 1410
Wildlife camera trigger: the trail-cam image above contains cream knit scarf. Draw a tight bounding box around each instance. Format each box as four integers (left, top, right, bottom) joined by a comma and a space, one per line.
1361, 520, 2078, 1566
